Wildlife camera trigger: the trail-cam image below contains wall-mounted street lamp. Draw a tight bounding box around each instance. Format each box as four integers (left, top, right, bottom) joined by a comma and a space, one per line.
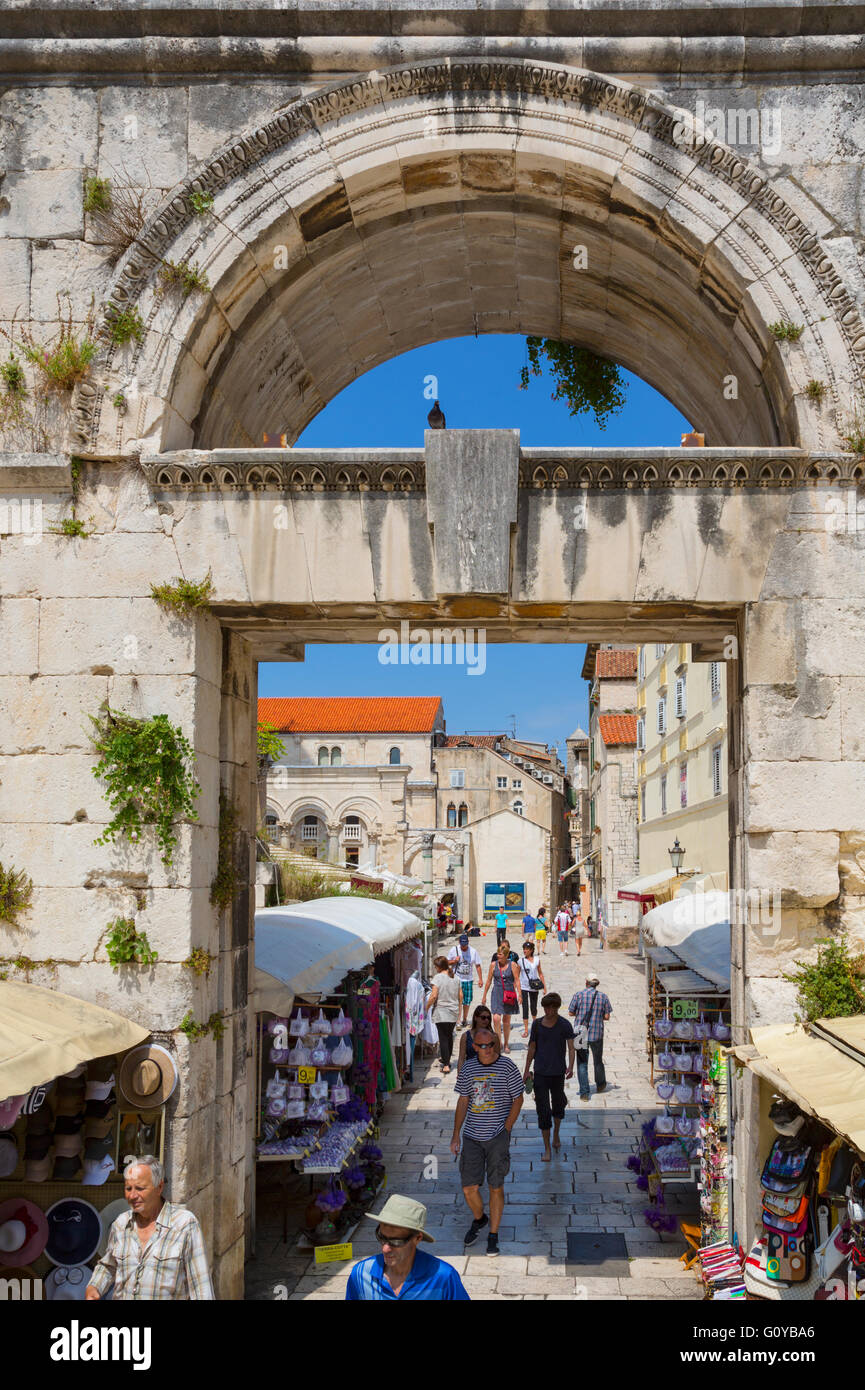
668, 836, 686, 875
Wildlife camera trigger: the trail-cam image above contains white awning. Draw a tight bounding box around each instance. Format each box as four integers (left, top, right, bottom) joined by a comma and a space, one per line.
617, 867, 697, 902
253, 897, 423, 1015
641, 895, 731, 991
0, 980, 150, 1097
560, 849, 598, 880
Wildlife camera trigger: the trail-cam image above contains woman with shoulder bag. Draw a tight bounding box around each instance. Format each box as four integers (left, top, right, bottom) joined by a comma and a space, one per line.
519, 941, 546, 1037
482, 941, 522, 1053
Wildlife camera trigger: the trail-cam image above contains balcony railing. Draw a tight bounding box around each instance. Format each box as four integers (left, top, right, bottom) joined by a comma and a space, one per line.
342, 824, 362, 842
300, 824, 320, 841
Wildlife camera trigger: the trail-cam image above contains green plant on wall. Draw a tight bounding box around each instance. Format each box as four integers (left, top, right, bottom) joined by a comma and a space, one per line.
83, 176, 112, 214
49, 517, 91, 538
257, 720, 285, 764
150, 570, 213, 615
768, 321, 805, 342
89, 705, 201, 869
518, 338, 627, 429
104, 917, 158, 970
0, 862, 34, 926
158, 259, 210, 298
107, 305, 145, 346
211, 791, 241, 912
179, 1010, 225, 1042
189, 190, 214, 216
783, 933, 865, 1023
182, 947, 215, 977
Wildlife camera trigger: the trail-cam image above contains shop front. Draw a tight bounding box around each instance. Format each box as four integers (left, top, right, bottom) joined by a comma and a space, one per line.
0, 979, 168, 1300
251, 898, 425, 1250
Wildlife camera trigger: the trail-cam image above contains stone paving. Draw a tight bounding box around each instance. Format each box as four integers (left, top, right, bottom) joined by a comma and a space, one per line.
248, 933, 702, 1300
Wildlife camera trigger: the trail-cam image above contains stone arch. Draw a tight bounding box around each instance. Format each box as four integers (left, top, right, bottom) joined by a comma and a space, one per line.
283, 795, 333, 824
74, 59, 865, 459
331, 795, 381, 823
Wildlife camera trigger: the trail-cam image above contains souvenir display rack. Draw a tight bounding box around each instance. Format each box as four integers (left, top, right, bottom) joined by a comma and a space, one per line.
697, 1042, 731, 1250
648, 969, 728, 1085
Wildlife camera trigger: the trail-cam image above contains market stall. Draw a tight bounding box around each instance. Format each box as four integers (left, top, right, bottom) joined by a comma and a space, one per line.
730, 1015, 865, 1300
252, 898, 424, 1246
0, 980, 166, 1298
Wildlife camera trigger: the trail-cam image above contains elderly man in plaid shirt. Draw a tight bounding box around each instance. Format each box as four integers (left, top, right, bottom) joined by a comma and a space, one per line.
568, 973, 612, 1102
86, 1156, 214, 1300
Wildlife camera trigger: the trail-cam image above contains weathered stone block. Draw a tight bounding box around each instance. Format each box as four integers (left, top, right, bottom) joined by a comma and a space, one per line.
0, 751, 112, 825
839, 832, 865, 896
800, 603, 865, 677
425, 429, 519, 596
747, 761, 865, 832
98, 88, 189, 188
0, 238, 30, 319
0, 169, 83, 239
29, 241, 112, 323
746, 831, 839, 908
37, 598, 221, 684
744, 679, 841, 762
744, 601, 798, 686
51, 958, 194, 1032
0, 598, 39, 673
840, 680, 865, 761
0, 86, 99, 170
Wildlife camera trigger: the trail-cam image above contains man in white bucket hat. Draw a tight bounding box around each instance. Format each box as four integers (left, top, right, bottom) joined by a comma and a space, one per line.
345, 1195, 469, 1301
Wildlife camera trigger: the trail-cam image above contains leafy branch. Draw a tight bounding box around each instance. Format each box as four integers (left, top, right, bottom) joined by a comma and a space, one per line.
518, 338, 627, 429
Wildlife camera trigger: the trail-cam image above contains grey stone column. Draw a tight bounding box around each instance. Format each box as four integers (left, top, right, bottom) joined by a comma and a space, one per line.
326, 820, 341, 863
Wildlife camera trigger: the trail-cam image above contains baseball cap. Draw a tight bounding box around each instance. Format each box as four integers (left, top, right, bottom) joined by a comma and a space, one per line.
54, 1133, 83, 1158
82, 1156, 116, 1187
85, 1075, 115, 1102
586, 974, 600, 986
459, 933, 468, 946
24, 1155, 53, 1183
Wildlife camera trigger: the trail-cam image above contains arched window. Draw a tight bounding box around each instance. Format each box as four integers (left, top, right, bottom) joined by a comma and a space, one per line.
330, 746, 342, 766
513, 800, 524, 817
389, 746, 401, 765
458, 803, 469, 827
317, 746, 329, 766
446, 803, 457, 828
264, 812, 279, 844
301, 815, 320, 841
343, 814, 362, 844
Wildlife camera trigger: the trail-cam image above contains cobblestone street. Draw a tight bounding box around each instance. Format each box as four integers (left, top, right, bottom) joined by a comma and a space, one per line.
249, 933, 702, 1300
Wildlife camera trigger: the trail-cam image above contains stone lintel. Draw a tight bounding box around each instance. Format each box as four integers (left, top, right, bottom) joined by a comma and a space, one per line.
424, 429, 519, 598
0, 453, 72, 491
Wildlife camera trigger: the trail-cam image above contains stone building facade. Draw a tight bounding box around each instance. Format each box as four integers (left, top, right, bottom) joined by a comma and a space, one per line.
583, 646, 640, 932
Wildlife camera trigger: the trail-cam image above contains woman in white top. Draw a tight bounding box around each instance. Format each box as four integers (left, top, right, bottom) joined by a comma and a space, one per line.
518, 941, 546, 1038
427, 955, 461, 1074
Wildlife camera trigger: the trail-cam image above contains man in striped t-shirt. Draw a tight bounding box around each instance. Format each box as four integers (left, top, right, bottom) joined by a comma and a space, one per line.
451, 1031, 524, 1255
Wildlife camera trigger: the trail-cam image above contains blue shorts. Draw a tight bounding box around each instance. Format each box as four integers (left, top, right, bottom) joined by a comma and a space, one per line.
557, 930, 569, 942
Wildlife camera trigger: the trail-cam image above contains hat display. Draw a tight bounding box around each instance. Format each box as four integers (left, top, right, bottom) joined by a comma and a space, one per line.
45, 1198, 102, 1267
55, 1093, 86, 1118
26, 1107, 54, 1135
0, 1198, 50, 1266
45, 1265, 92, 1301
97, 1198, 130, 1256
82, 1156, 116, 1187
87, 1056, 116, 1084
54, 1133, 83, 1158
0, 1094, 27, 1130
84, 1115, 114, 1140
0, 1134, 18, 1179
24, 1134, 53, 1159
54, 1113, 84, 1134
364, 1194, 435, 1242
52, 1156, 82, 1181
85, 1098, 115, 1120
85, 1075, 115, 1102
119, 1045, 178, 1110
24, 1155, 53, 1183
84, 1135, 113, 1160
21, 1082, 53, 1115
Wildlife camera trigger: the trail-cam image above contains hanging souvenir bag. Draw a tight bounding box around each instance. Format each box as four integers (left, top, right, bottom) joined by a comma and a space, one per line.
331, 1038, 354, 1068
266, 1094, 287, 1119
690, 1053, 705, 1075
330, 1082, 349, 1105
674, 1081, 694, 1104
289, 1009, 309, 1037
657, 1050, 675, 1071
309, 1079, 329, 1100
288, 1042, 312, 1068
762, 1195, 809, 1232
673, 1052, 695, 1074
675, 1114, 695, 1138
287, 1082, 305, 1101
711, 1017, 731, 1041
331, 1008, 352, 1037
766, 1229, 810, 1283
655, 1009, 674, 1040
656, 1077, 675, 1101
309, 1009, 330, 1036
673, 1017, 694, 1041
284, 1099, 306, 1120
269, 1045, 291, 1065
309, 1040, 329, 1067
307, 1099, 328, 1122
693, 1011, 711, 1041
266, 1070, 287, 1101
761, 1137, 813, 1193
656, 1106, 675, 1135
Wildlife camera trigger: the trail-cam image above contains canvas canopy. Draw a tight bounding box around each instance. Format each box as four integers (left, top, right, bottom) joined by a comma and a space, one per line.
0, 979, 150, 1099
617, 867, 696, 904
641, 894, 731, 992
730, 1017, 865, 1157
254, 897, 423, 1015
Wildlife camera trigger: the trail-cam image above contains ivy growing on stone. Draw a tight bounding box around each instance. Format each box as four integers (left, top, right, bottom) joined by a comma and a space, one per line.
210, 790, 241, 912
783, 933, 865, 1023
519, 338, 627, 429
104, 917, 158, 970
89, 705, 201, 869
0, 861, 34, 926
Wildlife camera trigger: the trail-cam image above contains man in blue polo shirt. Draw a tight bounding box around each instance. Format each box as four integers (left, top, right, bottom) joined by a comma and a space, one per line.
345, 1195, 470, 1300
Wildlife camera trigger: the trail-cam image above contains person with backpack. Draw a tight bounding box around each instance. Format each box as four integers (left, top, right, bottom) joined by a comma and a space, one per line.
568, 973, 612, 1101
518, 940, 546, 1037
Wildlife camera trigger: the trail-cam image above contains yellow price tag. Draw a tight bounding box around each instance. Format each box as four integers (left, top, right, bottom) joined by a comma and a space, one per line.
298, 1066, 317, 1084
314, 1242, 353, 1265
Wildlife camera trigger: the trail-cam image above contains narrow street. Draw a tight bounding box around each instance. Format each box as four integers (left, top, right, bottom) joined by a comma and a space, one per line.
267, 932, 702, 1300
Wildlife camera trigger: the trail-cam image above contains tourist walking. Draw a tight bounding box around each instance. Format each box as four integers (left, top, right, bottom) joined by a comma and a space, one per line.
523, 993, 575, 1161
456, 1004, 493, 1072
521, 909, 536, 943
346, 1195, 470, 1300
495, 907, 508, 946
534, 906, 548, 954
86, 1156, 213, 1300
451, 1029, 524, 1256
518, 940, 546, 1037
482, 941, 522, 1054
447, 932, 484, 1028
572, 905, 586, 957
428, 955, 460, 1074
597, 904, 607, 951
554, 903, 571, 958
568, 973, 613, 1101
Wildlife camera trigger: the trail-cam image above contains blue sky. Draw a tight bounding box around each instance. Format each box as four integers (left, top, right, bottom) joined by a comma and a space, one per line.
259, 334, 690, 755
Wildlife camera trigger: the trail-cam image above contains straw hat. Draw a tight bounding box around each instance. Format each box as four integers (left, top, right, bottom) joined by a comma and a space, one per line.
0, 1198, 49, 1266
364, 1194, 435, 1242
118, 1045, 178, 1109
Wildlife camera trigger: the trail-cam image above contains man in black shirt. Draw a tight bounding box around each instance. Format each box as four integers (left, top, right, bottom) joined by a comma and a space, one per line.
522, 993, 575, 1161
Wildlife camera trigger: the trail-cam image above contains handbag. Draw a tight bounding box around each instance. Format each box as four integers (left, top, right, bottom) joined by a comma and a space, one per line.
693, 1011, 711, 1041
265, 1069, 287, 1101
766, 1229, 810, 1283
711, 1018, 731, 1041
655, 1009, 674, 1040
269, 1046, 290, 1065
308, 1009, 331, 1036
309, 1041, 329, 1067
657, 1050, 675, 1071
656, 1107, 675, 1135
331, 1008, 352, 1037
673, 1018, 694, 1041
673, 1052, 695, 1073
762, 1198, 809, 1233
674, 1081, 694, 1104
288, 1010, 309, 1038
288, 1042, 312, 1068
499, 964, 517, 1007
657, 1078, 675, 1101
675, 1114, 696, 1137
331, 1038, 353, 1068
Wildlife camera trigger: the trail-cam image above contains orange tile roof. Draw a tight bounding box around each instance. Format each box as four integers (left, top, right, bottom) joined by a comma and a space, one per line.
598, 714, 638, 746
595, 649, 638, 679
257, 696, 444, 734
443, 735, 503, 748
